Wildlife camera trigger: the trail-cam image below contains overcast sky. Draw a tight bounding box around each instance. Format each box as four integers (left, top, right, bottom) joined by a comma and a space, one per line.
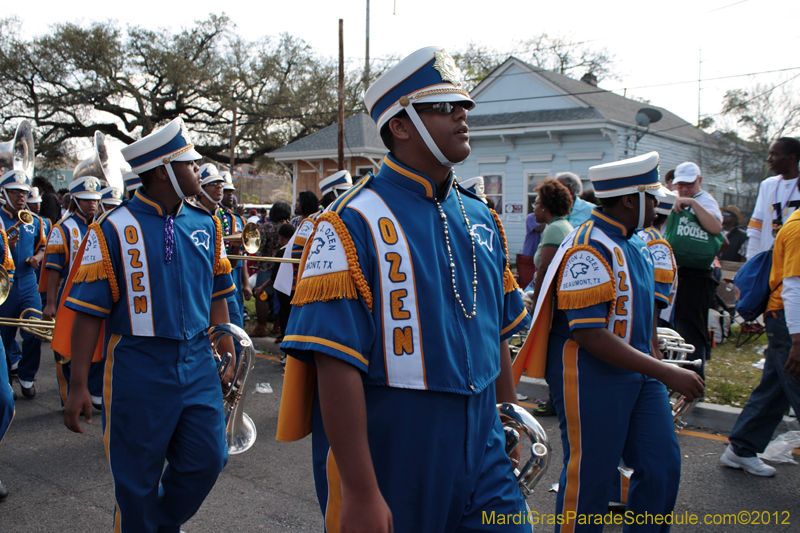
10, 0, 798, 133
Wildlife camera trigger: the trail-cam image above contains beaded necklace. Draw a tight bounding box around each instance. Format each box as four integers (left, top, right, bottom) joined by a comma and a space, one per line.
435, 186, 478, 319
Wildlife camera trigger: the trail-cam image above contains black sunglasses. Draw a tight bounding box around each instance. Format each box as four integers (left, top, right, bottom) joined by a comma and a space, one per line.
416, 102, 472, 115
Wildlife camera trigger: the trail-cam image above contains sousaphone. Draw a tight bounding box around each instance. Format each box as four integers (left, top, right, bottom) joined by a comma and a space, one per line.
73, 131, 125, 189
0, 120, 35, 178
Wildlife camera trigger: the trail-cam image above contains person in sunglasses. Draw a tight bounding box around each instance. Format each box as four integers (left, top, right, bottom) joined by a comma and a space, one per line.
277, 47, 530, 532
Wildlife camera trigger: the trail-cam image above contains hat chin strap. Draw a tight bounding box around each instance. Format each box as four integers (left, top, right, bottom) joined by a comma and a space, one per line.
405, 105, 456, 168
200, 186, 220, 205
636, 191, 647, 229
165, 163, 187, 200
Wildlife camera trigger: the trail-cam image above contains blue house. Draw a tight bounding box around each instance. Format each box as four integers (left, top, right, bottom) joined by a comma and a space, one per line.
457, 57, 728, 257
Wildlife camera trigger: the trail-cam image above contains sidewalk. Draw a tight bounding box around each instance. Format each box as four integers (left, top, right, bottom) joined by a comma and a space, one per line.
517, 376, 800, 435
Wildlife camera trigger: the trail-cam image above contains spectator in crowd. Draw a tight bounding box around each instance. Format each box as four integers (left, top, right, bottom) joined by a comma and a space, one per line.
259, 207, 268, 223
719, 205, 748, 262
721, 207, 800, 476
57, 188, 69, 216
32, 177, 61, 227
246, 208, 260, 224
664, 168, 676, 192
291, 190, 319, 228
519, 215, 544, 290
745, 137, 800, 260
580, 188, 598, 206
531, 178, 574, 303
671, 161, 723, 380
250, 200, 292, 338
555, 171, 594, 226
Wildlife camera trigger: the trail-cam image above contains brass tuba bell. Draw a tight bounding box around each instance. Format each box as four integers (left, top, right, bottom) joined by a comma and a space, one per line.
0, 120, 35, 178
73, 131, 126, 190
208, 323, 257, 454
497, 402, 551, 495
6, 209, 34, 237
223, 222, 261, 254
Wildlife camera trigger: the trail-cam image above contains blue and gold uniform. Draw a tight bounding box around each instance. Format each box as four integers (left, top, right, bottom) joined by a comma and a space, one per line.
0, 228, 15, 441
64, 118, 235, 532
279, 154, 529, 532
44, 208, 104, 406
0, 172, 47, 392
220, 208, 246, 328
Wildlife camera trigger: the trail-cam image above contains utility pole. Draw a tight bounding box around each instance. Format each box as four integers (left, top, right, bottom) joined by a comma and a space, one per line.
364, 0, 371, 91
338, 19, 345, 171
697, 48, 702, 126
229, 105, 238, 174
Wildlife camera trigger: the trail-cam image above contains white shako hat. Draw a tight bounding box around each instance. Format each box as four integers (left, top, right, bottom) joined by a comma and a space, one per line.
656, 187, 678, 216
100, 186, 123, 206
222, 171, 235, 191
320, 170, 353, 197
458, 176, 486, 197
364, 46, 475, 167
27, 186, 42, 204
123, 171, 142, 193
120, 118, 202, 199
0, 169, 31, 192
198, 163, 224, 204
590, 152, 665, 229
69, 175, 103, 200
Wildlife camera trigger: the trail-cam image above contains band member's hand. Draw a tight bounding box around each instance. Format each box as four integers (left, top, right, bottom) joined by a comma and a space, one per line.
222, 355, 236, 389
42, 303, 57, 322
25, 256, 39, 269
243, 286, 253, 301
785, 341, 800, 380
63, 387, 93, 433
341, 489, 393, 533
7, 234, 18, 250
663, 366, 704, 401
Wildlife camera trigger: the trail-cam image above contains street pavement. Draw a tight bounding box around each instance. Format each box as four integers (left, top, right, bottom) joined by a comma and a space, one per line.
0, 340, 798, 532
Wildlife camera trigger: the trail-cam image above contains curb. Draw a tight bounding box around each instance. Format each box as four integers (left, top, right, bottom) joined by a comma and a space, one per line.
517, 376, 799, 436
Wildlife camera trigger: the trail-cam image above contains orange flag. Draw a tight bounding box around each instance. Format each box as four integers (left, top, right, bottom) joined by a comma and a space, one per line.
51, 234, 104, 362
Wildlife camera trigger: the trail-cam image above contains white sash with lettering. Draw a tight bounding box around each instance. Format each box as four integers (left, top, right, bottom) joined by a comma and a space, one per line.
590, 228, 634, 343
61, 217, 83, 269
348, 189, 425, 389
108, 207, 154, 336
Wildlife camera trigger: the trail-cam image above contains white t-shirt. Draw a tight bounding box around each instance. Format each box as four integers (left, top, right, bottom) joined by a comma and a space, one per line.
746, 175, 800, 259
691, 190, 722, 223
247, 215, 260, 224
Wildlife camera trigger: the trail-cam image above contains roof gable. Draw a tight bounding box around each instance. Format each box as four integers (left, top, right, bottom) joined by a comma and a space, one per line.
269, 113, 386, 158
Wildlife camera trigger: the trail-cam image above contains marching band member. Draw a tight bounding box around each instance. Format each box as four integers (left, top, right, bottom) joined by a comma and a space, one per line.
41, 176, 103, 409
277, 47, 530, 532
0, 170, 46, 399
640, 188, 680, 327
98, 185, 123, 214
0, 223, 14, 501
122, 171, 141, 201
62, 118, 235, 532
221, 174, 250, 328
514, 153, 703, 532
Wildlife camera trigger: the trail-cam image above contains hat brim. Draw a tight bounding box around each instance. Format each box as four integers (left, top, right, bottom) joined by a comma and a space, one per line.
647, 186, 667, 199
73, 192, 102, 200
171, 147, 203, 162
27, 198, 42, 203
3, 184, 30, 192
672, 175, 698, 184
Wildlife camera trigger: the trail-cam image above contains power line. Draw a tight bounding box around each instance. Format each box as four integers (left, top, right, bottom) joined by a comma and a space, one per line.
705, 0, 749, 14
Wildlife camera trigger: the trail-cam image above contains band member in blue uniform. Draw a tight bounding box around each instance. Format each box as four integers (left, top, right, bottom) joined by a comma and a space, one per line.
98, 185, 123, 214
0, 224, 14, 501
0, 170, 46, 399
62, 118, 235, 533
222, 174, 249, 328
640, 189, 679, 328
514, 153, 704, 533
42, 176, 103, 408
123, 171, 141, 201
278, 47, 530, 533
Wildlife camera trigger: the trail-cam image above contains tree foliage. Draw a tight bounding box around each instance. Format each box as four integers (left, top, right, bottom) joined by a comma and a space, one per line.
453, 34, 617, 91
0, 15, 386, 169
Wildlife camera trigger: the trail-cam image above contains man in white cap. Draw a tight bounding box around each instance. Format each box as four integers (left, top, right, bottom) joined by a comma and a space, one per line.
42, 176, 102, 409
514, 153, 703, 532
670, 161, 722, 379
61, 118, 235, 532
278, 47, 530, 532
0, 170, 47, 399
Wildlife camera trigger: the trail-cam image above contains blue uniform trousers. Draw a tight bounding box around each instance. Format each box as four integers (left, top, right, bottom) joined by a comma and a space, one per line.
729, 310, 800, 457
226, 263, 244, 329
103, 332, 228, 533
311, 383, 529, 533
0, 340, 13, 441
0, 284, 42, 385
546, 338, 680, 533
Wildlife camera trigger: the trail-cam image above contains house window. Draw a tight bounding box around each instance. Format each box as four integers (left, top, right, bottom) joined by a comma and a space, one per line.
483, 174, 504, 214
355, 166, 373, 178
526, 172, 550, 215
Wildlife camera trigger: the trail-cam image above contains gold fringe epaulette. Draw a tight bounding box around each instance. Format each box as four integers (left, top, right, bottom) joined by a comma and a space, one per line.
292, 211, 374, 312
212, 216, 232, 276
490, 208, 519, 294
46, 243, 68, 256
1, 229, 13, 272
556, 244, 616, 311
73, 223, 120, 303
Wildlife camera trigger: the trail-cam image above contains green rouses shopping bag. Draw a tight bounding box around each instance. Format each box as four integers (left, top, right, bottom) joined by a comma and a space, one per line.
663, 209, 724, 270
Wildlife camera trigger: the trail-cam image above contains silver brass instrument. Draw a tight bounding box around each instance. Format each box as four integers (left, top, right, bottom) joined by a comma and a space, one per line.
223, 222, 260, 254
6, 209, 34, 237
208, 323, 257, 454
0, 120, 35, 178
226, 255, 300, 264
497, 402, 551, 495
73, 131, 125, 189
657, 327, 700, 430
